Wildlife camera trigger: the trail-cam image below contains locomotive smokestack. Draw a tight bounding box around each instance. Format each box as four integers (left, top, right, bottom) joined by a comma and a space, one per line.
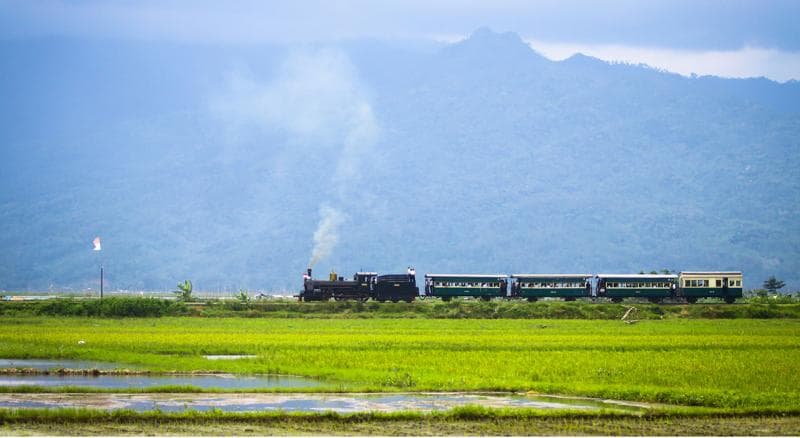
307, 268, 312, 278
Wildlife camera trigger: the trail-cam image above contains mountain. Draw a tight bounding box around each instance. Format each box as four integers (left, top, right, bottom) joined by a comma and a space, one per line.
1, 29, 798, 292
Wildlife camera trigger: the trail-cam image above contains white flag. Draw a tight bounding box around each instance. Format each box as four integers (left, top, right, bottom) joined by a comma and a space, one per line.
92, 237, 102, 251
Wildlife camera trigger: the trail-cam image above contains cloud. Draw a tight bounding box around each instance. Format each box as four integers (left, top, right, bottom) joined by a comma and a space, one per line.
3, 1, 799, 51
527, 40, 800, 82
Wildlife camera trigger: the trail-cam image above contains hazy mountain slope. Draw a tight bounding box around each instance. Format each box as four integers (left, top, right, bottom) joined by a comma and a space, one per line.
0, 29, 798, 291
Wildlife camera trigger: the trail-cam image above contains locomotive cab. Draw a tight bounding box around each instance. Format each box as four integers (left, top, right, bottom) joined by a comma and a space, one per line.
354, 272, 378, 288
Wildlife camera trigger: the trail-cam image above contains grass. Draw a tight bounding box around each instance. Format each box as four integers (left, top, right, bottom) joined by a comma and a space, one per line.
0, 317, 797, 410
2, 297, 800, 319
0, 407, 799, 436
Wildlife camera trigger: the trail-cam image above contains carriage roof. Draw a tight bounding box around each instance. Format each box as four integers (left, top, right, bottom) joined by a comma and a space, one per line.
511, 274, 591, 279
425, 274, 508, 279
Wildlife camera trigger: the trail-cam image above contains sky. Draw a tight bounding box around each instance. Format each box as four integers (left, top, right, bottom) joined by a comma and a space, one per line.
1, 0, 799, 81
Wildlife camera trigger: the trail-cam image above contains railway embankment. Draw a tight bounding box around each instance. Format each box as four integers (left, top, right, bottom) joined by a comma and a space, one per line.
1, 297, 799, 319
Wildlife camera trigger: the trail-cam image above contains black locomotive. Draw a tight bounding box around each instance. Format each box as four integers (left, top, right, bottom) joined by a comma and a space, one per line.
299, 268, 419, 302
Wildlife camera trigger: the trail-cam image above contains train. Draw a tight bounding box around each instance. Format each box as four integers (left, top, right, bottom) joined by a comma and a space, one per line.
298, 268, 743, 304
299, 268, 419, 302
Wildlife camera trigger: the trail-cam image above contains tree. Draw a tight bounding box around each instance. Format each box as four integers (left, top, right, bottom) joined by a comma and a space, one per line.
174, 280, 193, 301
237, 289, 250, 303
762, 276, 785, 293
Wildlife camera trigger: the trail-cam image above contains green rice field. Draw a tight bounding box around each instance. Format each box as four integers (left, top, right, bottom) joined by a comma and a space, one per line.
0, 317, 797, 411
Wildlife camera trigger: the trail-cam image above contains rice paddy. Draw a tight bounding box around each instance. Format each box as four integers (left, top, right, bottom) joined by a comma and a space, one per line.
0, 317, 797, 411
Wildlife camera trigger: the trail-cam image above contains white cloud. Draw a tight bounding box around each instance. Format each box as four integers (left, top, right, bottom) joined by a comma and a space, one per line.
526, 39, 800, 82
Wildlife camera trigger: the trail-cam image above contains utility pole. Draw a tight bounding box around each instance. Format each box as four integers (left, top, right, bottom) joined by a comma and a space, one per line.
93, 236, 103, 300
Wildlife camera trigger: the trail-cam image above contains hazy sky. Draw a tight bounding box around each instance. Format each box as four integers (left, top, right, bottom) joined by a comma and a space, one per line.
2, 0, 799, 81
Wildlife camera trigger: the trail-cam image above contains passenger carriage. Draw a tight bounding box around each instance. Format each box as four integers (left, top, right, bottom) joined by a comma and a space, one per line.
679, 271, 743, 303
596, 274, 677, 303
424, 274, 508, 301
510, 274, 592, 301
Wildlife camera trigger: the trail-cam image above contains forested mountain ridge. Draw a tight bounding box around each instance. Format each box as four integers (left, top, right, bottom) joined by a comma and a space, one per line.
1, 29, 798, 291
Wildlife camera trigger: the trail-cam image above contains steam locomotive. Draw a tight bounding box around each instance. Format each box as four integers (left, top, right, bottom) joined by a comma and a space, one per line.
298, 268, 419, 302
299, 269, 744, 304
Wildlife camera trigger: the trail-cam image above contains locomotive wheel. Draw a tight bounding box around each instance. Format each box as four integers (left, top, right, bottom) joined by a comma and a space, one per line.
527, 297, 538, 302
359, 297, 368, 303
391, 298, 399, 303
611, 298, 623, 303
686, 297, 698, 304
405, 297, 414, 303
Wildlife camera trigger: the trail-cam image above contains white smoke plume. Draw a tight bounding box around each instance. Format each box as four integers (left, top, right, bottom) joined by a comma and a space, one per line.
213, 48, 380, 268
309, 205, 346, 268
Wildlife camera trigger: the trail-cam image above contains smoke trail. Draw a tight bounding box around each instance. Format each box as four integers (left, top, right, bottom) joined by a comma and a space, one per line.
309, 205, 346, 268
213, 48, 380, 268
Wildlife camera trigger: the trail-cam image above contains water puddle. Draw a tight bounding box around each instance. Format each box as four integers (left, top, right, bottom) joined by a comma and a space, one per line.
203, 355, 258, 360
0, 374, 322, 389
0, 392, 648, 413
0, 359, 121, 371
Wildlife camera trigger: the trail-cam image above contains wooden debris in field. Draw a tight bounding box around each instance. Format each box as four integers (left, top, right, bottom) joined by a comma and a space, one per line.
621, 306, 639, 324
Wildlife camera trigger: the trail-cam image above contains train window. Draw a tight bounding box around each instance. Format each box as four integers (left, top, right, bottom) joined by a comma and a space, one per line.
735, 280, 741, 286
716, 279, 722, 287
